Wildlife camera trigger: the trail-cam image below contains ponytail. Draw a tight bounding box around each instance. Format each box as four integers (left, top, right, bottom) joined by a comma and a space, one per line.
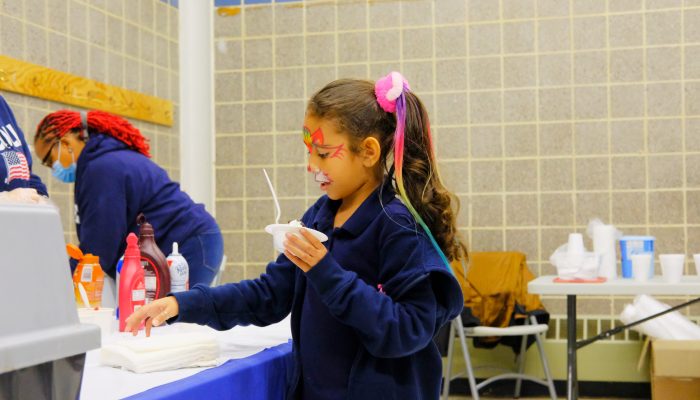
35, 110, 151, 157
376, 72, 466, 268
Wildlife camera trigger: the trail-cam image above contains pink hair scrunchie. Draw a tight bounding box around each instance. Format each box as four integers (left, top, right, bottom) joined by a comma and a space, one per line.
374, 71, 410, 113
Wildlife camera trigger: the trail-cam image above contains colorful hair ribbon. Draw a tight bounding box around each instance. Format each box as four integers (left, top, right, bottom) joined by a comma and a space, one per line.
374, 72, 453, 275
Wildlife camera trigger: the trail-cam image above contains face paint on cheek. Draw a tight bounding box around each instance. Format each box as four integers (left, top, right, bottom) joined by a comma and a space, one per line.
303, 126, 324, 153
329, 144, 345, 160
313, 144, 346, 160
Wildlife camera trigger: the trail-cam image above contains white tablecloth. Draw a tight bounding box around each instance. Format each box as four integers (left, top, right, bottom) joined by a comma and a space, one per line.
80, 316, 292, 400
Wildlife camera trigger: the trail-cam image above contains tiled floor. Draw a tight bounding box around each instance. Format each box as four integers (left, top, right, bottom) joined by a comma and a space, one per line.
449, 396, 564, 400
448, 397, 597, 400
448, 396, 627, 400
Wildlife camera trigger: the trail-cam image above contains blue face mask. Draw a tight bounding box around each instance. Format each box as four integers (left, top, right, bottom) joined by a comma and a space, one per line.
52, 144, 77, 183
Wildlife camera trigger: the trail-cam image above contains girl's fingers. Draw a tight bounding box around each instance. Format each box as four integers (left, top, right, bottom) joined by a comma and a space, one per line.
298, 228, 322, 248
125, 304, 149, 334
284, 249, 299, 263
144, 317, 154, 337
284, 231, 326, 272
285, 242, 308, 261
152, 305, 172, 327
144, 303, 169, 336
285, 234, 311, 256
284, 249, 310, 270
126, 298, 176, 336
130, 304, 157, 336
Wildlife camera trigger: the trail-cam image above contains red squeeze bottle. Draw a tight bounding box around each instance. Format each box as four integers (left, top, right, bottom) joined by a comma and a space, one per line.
137, 213, 171, 303
119, 233, 145, 332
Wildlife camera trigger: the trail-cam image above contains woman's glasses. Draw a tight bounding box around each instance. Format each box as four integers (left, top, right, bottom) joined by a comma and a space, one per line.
40, 141, 58, 168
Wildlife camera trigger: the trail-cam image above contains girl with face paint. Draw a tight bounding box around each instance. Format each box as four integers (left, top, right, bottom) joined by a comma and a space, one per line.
34, 110, 223, 288
126, 73, 466, 400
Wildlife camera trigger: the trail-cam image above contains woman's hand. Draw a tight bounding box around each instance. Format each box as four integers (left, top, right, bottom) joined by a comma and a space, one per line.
284, 228, 327, 273
124, 296, 179, 337
0, 188, 42, 204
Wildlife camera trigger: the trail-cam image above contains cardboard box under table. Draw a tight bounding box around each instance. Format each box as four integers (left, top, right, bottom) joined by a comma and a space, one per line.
651, 340, 700, 399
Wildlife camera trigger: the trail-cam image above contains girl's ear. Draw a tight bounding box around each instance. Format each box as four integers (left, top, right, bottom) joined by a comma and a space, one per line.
360, 136, 381, 168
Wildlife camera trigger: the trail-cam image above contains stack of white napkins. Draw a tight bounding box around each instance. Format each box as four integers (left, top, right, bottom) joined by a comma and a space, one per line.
100, 333, 220, 373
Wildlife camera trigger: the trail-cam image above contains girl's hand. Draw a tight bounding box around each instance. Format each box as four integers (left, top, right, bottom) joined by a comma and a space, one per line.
284, 228, 327, 273
124, 296, 179, 337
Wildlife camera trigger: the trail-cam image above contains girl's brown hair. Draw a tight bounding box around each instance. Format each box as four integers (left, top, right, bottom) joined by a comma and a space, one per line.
308, 78, 468, 262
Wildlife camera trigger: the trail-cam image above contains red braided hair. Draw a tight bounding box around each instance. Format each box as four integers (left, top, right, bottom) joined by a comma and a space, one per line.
34, 110, 151, 158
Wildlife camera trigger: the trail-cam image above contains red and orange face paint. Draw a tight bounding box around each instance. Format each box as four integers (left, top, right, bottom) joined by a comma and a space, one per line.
303, 126, 323, 153
302, 126, 346, 160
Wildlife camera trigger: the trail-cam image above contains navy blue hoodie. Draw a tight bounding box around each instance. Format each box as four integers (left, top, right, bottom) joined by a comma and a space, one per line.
0, 95, 47, 196
171, 183, 464, 399
74, 134, 219, 277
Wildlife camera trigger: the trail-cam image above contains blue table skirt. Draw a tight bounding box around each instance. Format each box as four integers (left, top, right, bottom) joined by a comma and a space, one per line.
124, 342, 293, 400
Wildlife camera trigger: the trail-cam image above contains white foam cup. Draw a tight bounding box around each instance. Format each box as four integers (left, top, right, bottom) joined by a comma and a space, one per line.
693, 253, 700, 276
78, 307, 115, 338
567, 233, 585, 255
630, 253, 652, 282
265, 224, 328, 253
659, 254, 685, 283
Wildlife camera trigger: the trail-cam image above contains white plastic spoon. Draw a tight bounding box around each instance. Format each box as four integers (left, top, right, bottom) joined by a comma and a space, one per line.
78, 282, 92, 309
262, 168, 281, 225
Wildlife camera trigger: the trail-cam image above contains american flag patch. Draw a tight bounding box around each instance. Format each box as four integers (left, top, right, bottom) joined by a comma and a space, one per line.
2, 151, 30, 183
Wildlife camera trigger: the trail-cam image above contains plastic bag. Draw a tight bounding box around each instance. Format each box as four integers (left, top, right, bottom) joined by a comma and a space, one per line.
549, 233, 600, 279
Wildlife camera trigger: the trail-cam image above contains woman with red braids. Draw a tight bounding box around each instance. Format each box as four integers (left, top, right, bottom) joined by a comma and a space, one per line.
34, 109, 223, 287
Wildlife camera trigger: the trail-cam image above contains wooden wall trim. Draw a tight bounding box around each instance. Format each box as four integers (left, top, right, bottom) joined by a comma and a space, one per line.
0, 56, 173, 127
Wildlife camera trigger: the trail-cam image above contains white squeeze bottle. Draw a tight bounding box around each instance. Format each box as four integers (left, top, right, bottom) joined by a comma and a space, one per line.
167, 242, 189, 293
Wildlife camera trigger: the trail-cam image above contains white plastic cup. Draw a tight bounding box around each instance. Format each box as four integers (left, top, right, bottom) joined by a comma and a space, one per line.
694, 253, 700, 276
594, 225, 617, 280
567, 233, 585, 255
630, 253, 652, 282
659, 254, 685, 283
566, 233, 585, 267
619, 236, 655, 278
78, 307, 115, 338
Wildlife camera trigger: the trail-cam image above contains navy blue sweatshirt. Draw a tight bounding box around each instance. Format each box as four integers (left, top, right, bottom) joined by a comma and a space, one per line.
0, 95, 47, 196
171, 183, 464, 399
74, 134, 219, 277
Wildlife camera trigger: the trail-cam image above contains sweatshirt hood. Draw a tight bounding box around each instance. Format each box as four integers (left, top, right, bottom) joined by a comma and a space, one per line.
77, 134, 132, 166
